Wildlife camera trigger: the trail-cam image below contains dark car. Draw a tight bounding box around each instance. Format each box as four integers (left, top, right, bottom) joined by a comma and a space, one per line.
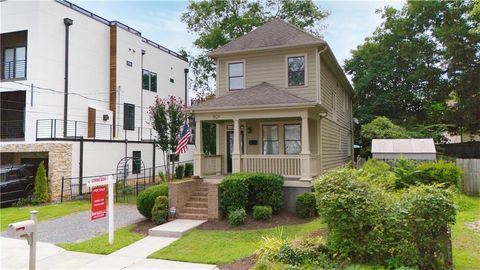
0, 164, 36, 208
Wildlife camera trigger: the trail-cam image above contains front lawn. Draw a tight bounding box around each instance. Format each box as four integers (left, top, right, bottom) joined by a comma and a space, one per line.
58, 224, 144, 254
0, 200, 90, 231
148, 218, 325, 264
452, 194, 480, 269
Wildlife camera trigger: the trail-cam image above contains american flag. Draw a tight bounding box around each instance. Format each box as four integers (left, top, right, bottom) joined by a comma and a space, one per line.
175, 122, 191, 155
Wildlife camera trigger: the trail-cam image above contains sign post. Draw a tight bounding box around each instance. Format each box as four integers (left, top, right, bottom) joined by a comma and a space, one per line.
87, 175, 116, 244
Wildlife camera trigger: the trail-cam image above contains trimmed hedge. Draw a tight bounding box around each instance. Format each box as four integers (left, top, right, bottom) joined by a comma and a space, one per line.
175, 165, 184, 179
416, 160, 462, 188
184, 163, 193, 177
219, 172, 284, 215
136, 184, 168, 219
253, 205, 272, 221
228, 208, 246, 227
295, 192, 317, 218
151, 196, 169, 225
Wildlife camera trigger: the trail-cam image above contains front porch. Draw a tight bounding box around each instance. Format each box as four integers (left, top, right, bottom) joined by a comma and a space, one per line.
192, 106, 323, 183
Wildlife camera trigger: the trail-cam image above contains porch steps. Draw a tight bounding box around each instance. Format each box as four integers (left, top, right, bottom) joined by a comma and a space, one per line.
177, 183, 210, 220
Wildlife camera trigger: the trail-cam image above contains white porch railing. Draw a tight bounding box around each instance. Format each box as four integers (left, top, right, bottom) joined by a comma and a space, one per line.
241, 155, 301, 178
203, 155, 222, 176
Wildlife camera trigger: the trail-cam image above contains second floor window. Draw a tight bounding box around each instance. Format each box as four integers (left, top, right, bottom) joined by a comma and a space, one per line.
124, 103, 135, 130
287, 56, 305, 87
142, 69, 157, 92
228, 62, 244, 90
2, 46, 26, 80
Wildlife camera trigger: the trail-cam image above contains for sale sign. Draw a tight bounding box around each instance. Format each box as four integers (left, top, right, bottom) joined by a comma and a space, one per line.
91, 186, 107, 220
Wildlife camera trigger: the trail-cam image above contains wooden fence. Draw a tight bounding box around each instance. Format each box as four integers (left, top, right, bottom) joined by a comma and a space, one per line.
456, 159, 480, 196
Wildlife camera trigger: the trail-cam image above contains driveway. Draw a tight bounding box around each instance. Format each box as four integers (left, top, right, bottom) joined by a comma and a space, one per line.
2, 204, 144, 243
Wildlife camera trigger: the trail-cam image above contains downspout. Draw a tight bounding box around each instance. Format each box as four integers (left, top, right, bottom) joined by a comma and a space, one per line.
63, 18, 73, 137
141, 50, 145, 140
184, 68, 189, 107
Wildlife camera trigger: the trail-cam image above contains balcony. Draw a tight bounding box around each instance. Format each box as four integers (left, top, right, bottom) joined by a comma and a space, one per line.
36, 119, 155, 142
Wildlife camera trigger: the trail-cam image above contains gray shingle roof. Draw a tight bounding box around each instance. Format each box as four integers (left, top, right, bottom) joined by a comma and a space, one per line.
372, 138, 437, 154
190, 82, 315, 111
209, 19, 324, 56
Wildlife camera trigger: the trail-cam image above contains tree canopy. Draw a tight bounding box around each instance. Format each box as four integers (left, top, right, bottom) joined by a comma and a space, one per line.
181, 0, 329, 97
345, 0, 480, 136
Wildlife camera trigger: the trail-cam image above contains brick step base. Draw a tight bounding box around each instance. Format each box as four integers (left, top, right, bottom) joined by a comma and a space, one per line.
177, 213, 208, 220
186, 201, 208, 208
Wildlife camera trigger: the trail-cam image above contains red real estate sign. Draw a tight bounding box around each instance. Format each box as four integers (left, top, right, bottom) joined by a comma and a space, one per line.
91, 186, 107, 220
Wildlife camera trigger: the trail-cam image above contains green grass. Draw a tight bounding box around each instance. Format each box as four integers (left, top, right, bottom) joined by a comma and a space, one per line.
452, 194, 480, 269
58, 224, 144, 254
0, 200, 90, 231
148, 219, 325, 264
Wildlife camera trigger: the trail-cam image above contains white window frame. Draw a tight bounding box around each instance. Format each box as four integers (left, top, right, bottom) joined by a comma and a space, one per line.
226, 59, 246, 91
285, 53, 308, 88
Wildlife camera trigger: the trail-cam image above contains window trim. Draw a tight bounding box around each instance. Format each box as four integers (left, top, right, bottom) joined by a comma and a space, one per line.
285, 53, 308, 88
2, 46, 27, 80
261, 124, 279, 155
283, 123, 302, 155
142, 69, 157, 92
123, 103, 135, 131
226, 59, 246, 91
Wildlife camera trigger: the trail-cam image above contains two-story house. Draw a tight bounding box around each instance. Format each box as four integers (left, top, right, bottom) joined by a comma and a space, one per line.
188, 19, 354, 210
0, 0, 192, 201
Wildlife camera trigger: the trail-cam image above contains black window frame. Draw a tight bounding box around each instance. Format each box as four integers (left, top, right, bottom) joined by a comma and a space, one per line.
132, 151, 141, 174
2, 46, 27, 80
141, 69, 157, 92
287, 56, 305, 87
123, 103, 135, 131
228, 62, 244, 91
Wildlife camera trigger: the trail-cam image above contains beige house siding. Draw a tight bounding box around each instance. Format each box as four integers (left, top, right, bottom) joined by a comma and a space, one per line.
217, 47, 317, 101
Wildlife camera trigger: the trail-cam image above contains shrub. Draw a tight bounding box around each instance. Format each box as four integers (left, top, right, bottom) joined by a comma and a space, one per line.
253, 205, 272, 221
184, 163, 193, 177
295, 192, 317, 218
158, 171, 167, 183
219, 172, 284, 215
393, 158, 420, 189
357, 159, 397, 190
175, 165, 184, 179
416, 160, 462, 188
34, 161, 49, 203
136, 184, 168, 219
228, 208, 246, 227
151, 196, 169, 224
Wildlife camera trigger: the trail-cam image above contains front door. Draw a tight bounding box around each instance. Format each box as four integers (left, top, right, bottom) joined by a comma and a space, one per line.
226, 131, 244, 173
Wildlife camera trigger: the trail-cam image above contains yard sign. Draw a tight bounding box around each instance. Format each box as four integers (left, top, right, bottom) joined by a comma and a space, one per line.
91, 186, 106, 220
87, 175, 116, 244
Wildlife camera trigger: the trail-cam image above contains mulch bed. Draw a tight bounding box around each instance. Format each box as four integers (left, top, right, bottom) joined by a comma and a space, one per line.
217, 255, 257, 270
131, 219, 156, 235
199, 211, 315, 231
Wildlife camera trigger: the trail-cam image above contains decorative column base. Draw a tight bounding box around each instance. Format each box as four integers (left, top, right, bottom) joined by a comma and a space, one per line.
193, 153, 204, 178
232, 153, 241, 173
300, 153, 312, 181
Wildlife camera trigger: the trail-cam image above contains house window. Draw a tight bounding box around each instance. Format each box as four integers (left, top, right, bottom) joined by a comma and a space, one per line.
284, 124, 301, 155
2, 46, 26, 79
262, 125, 279, 155
287, 56, 305, 87
132, 151, 141, 174
123, 103, 135, 130
142, 69, 157, 92
228, 62, 244, 90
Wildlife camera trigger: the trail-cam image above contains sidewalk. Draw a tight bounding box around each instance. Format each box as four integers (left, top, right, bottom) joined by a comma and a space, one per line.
1, 236, 216, 270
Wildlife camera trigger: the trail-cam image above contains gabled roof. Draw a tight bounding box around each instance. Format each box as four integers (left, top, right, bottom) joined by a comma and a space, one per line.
209, 19, 325, 57
189, 82, 316, 111
372, 138, 436, 154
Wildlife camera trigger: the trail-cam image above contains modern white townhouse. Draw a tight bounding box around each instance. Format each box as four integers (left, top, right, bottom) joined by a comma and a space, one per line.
0, 0, 193, 201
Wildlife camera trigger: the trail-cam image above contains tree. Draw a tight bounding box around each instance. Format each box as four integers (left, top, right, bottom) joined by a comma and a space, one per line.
345, 1, 480, 136
34, 161, 49, 203
149, 96, 186, 180
181, 0, 329, 98
361, 116, 410, 143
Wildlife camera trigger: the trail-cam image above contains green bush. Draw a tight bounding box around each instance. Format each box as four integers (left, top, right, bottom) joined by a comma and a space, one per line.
175, 165, 184, 179
158, 171, 167, 183
136, 184, 168, 219
393, 158, 420, 189
151, 195, 169, 225
295, 192, 317, 218
219, 172, 284, 215
416, 160, 462, 188
228, 208, 246, 227
253, 205, 272, 221
357, 159, 397, 189
34, 161, 49, 203
184, 163, 193, 177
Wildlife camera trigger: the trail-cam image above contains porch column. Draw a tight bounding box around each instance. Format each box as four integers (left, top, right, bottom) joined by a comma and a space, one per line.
232, 118, 241, 173
193, 119, 204, 177
300, 113, 312, 181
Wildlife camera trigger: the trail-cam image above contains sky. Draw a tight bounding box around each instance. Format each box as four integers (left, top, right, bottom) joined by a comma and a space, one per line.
71, 0, 405, 66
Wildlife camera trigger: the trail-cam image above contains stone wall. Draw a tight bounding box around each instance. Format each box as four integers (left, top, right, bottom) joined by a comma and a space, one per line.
0, 142, 73, 201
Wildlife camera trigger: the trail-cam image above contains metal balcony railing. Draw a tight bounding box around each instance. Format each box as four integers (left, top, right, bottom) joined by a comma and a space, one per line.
2, 60, 26, 79
36, 119, 155, 142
